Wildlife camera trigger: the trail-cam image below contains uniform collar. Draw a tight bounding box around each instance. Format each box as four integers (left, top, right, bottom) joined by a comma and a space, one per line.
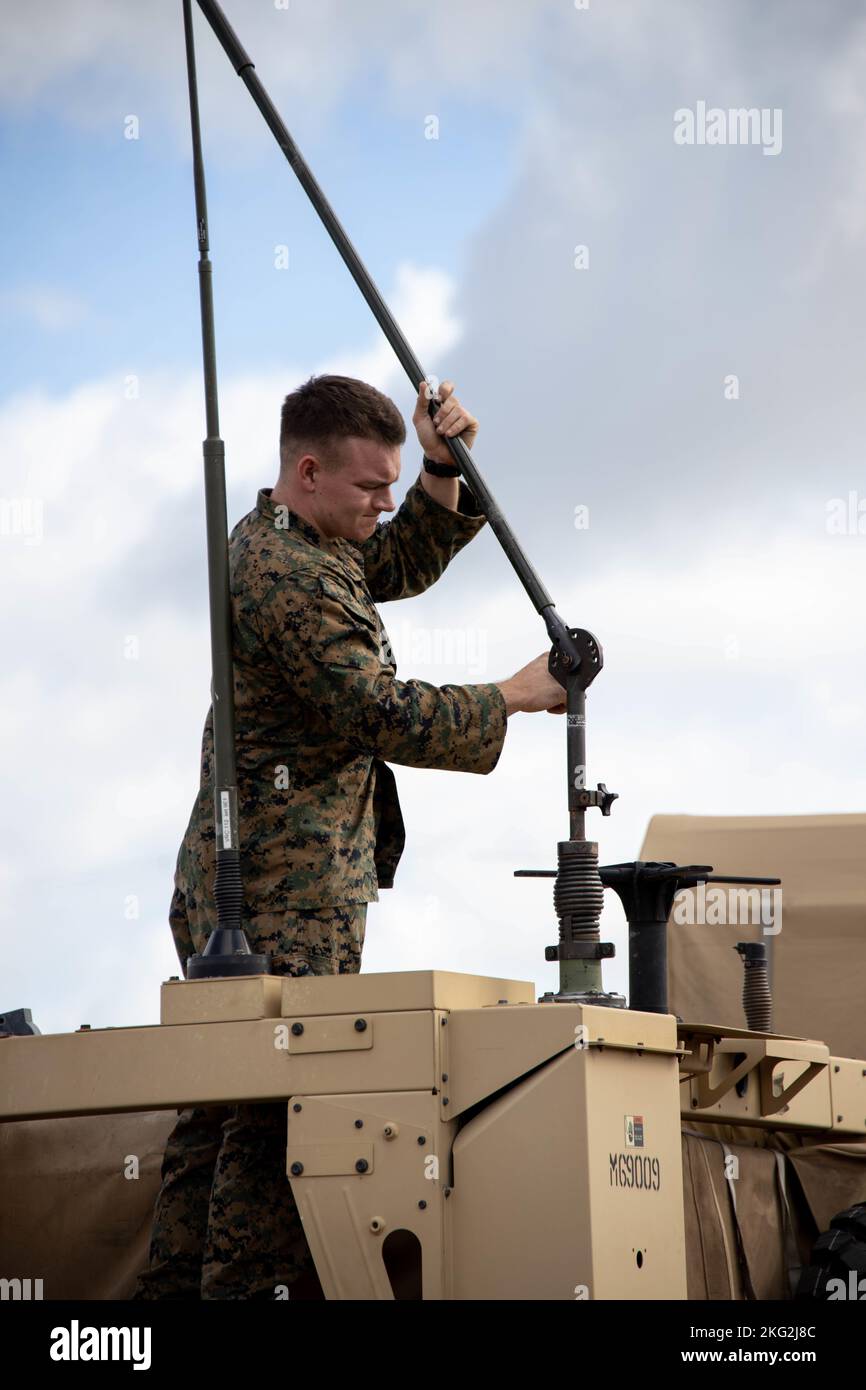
257, 488, 328, 549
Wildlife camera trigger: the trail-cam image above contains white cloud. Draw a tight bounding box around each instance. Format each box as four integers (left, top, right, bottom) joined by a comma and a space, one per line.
0, 0, 559, 152
0, 285, 90, 332
0, 259, 459, 589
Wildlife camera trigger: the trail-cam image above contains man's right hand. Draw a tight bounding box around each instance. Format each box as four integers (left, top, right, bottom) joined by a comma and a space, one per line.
496, 653, 567, 716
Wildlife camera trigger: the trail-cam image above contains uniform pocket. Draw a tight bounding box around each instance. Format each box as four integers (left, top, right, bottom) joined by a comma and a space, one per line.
312, 574, 379, 670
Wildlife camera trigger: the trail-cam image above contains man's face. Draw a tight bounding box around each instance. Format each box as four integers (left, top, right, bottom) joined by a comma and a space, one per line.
310, 436, 400, 542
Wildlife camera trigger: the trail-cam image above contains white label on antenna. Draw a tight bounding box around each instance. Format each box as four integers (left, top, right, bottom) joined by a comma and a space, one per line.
221, 791, 232, 849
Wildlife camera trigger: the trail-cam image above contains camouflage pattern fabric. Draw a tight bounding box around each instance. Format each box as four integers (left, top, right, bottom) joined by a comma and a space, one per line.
172, 474, 508, 959
133, 905, 365, 1301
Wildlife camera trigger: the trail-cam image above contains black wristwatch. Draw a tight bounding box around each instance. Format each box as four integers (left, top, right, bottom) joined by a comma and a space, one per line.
422, 454, 462, 478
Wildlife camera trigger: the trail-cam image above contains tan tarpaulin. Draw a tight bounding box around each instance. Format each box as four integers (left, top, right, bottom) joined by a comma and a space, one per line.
640, 813, 866, 1060
681, 1122, 866, 1299
1, 1109, 865, 1300
0, 1110, 176, 1301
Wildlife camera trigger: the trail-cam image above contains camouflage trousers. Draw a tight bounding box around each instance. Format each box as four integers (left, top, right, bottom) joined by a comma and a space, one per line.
133, 903, 367, 1301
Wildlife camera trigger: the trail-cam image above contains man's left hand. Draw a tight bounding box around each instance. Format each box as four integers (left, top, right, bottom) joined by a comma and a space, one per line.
413, 379, 479, 463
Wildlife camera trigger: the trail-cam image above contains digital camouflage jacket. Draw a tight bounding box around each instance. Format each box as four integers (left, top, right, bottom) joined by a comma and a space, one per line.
170, 474, 508, 965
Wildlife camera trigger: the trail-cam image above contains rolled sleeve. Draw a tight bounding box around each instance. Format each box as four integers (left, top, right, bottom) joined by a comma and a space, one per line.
257, 567, 507, 774
350, 474, 488, 602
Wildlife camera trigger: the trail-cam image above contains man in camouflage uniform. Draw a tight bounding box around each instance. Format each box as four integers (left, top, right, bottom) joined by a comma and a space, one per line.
134, 375, 565, 1300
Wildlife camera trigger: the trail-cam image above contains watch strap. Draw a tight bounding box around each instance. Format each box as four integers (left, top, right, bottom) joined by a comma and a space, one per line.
422, 454, 461, 478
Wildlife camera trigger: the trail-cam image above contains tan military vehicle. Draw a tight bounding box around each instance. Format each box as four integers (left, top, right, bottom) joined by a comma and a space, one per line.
2, 811, 864, 1301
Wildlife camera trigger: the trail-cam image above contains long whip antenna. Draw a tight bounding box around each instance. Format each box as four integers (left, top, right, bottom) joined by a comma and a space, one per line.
182, 0, 267, 978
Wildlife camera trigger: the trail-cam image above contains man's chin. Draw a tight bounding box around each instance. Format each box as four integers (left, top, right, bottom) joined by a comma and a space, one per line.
335, 517, 379, 542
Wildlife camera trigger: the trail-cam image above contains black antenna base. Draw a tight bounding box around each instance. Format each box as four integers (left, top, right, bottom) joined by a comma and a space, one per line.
187, 931, 269, 979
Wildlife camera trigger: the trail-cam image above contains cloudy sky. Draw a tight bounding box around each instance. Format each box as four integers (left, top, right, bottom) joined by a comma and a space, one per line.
2, 0, 865, 1034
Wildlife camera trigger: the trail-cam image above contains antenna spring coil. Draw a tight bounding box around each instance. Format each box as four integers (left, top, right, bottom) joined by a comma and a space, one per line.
214, 849, 243, 929
553, 840, 604, 943
736, 943, 773, 1032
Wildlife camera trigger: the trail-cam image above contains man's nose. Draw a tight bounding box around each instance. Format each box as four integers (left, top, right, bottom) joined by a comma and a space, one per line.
378, 489, 396, 513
